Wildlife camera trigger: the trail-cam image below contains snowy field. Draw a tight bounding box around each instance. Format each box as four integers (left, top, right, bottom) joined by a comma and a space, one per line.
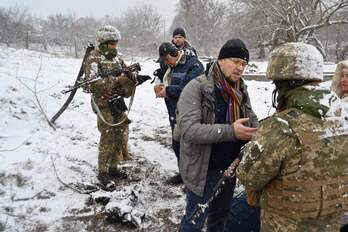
0, 46, 333, 231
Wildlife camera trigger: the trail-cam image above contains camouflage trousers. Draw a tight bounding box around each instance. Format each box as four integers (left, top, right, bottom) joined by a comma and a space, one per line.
261, 210, 344, 232
96, 108, 130, 173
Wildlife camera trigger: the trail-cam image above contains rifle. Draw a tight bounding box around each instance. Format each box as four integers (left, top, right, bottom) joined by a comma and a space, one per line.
189, 153, 243, 225
50, 43, 95, 124
61, 62, 146, 94
136, 74, 152, 86
152, 67, 166, 83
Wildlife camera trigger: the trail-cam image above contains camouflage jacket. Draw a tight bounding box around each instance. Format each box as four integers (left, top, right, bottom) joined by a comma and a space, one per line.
237, 107, 348, 231
84, 49, 136, 108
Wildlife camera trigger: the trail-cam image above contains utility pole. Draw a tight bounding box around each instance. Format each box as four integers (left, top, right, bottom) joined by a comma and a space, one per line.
25, 31, 29, 49
163, 19, 166, 41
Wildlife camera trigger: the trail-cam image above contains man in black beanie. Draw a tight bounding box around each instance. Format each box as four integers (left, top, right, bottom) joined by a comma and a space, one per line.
153, 27, 198, 106
175, 38, 259, 231
172, 27, 198, 58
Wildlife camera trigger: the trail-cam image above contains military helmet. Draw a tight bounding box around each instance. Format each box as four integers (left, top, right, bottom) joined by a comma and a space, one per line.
267, 42, 323, 81
96, 25, 121, 44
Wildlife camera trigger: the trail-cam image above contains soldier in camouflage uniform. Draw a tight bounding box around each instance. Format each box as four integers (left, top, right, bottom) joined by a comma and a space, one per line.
84, 25, 136, 184
237, 42, 348, 231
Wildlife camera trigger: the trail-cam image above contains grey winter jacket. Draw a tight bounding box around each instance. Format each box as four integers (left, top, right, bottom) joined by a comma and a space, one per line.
176, 73, 258, 197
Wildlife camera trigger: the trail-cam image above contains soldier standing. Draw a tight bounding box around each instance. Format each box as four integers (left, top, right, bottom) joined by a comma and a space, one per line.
237, 42, 348, 231
84, 25, 136, 185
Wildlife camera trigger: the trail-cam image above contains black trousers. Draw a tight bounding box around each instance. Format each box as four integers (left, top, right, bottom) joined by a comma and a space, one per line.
169, 117, 180, 164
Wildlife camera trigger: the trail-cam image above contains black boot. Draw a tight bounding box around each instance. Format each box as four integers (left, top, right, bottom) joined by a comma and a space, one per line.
167, 173, 183, 185
97, 172, 110, 186
108, 168, 127, 179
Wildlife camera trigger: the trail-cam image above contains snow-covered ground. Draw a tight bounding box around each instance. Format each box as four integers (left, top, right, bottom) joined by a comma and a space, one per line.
0, 46, 333, 231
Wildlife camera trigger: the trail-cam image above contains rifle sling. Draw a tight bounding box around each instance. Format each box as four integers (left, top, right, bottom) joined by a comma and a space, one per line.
91, 86, 136, 127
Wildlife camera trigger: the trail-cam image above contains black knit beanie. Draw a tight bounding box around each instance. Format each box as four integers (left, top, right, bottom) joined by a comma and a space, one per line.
172, 27, 186, 38
218, 39, 249, 63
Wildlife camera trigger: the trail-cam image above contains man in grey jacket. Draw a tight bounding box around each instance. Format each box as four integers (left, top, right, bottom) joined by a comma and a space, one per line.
176, 39, 259, 232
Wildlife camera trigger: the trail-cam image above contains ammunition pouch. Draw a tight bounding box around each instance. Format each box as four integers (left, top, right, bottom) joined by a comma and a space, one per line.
107, 96, 128, 118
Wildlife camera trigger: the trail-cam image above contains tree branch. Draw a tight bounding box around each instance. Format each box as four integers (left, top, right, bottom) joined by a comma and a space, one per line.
321, 1, 348, 23
14, 56, 56, 130
0, 138, 30, 152
50, 155, 98, 194
296, 18, 348, 39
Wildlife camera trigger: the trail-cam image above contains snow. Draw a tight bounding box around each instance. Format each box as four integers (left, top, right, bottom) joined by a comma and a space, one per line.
0, 45, 340, 231
254, 141, 263, 153
0, 47, 185, 231
320, 98, 348, 138
291, 42, 324, 80
275, 117, 289, 126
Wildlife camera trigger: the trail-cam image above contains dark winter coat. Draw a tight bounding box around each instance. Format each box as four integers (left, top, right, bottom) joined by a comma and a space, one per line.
155, 41, 198, 83
164, 54, 204, 128
181, 41, 198, 58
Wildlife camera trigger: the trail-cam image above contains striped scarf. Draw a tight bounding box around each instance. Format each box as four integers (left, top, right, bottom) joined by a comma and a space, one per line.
212, 62, 243, 123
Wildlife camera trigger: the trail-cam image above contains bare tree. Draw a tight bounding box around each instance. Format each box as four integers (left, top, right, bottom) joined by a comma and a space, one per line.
335, 24, 348, 61
121, 3, 162, 54
14, 57, 56, 129
0, 7, 11, 47
0, 5, 32, 47
45, 13, 70, 46
243, 0, 348, 59
223, 0, 272, 59
172, 0, 226, 56
333, 10, 348, 61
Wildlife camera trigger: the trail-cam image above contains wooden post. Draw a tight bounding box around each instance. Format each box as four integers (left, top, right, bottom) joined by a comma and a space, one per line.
25, 31, 29, 49
74, 37, 78, 58
43, 38, 47, 51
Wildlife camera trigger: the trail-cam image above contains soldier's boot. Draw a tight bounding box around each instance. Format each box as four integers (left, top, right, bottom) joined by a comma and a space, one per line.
122, 152, 133, 161
108, 168, 128, 179
117, 146, 133, 161
122, 149, 133, 161
121, 128, 132, 161
97, 172, 110, 186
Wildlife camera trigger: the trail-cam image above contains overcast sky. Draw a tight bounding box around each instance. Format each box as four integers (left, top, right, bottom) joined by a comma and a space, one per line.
0, 0, 179, 26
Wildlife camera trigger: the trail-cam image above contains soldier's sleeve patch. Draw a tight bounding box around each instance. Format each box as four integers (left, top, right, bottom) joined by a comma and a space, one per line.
242, 140, 263, 160
239, 140, 263, 175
